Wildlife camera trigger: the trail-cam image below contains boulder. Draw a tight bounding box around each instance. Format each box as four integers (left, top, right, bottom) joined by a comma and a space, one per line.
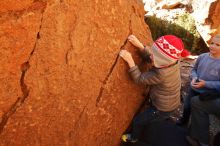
0, 0, 152, 146
191, 0, 220, 42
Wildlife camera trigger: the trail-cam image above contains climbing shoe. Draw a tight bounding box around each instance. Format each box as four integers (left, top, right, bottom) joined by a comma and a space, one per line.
121, 134, 138, 143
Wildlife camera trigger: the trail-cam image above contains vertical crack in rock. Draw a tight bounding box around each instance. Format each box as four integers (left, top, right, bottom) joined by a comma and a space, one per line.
71, 101, 90, 139
95, 15, 133, 107
0, 9, 45, 134
65, 14, 77, 65
0, 63, 30, 134
65, 32, 74, 65
74, 104, 87, 129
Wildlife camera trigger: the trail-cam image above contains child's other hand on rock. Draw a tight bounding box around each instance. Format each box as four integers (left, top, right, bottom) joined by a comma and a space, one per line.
119, 50, 135, 68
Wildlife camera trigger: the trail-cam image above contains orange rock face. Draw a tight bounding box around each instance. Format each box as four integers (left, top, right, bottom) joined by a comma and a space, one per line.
192, 0, 220, 42
0, 0, 152, 146
209, 1, 220, 35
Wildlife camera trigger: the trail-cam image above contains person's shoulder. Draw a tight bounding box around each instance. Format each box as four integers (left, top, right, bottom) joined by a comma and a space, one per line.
199, 52, 209, 57
197, 52, 209, 60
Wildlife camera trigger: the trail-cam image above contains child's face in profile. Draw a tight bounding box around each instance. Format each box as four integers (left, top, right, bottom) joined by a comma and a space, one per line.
209, 36, 220, 56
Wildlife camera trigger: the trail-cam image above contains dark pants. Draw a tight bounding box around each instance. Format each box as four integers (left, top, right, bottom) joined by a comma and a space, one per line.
131, 106, 171, 139
182, 87, 199, 122
213, 132, 220, 146
190, 96, 220, 144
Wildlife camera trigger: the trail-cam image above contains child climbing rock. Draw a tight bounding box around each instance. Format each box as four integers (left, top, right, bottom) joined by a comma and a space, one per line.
119, 34, 190, 143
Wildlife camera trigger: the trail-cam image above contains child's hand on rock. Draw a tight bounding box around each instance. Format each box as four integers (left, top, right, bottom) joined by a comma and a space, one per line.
119, 50, 132, 62
128, 35, 144, 49
119, 50, 135, 68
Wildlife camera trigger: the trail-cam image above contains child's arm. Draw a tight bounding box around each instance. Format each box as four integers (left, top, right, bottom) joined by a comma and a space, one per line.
119, 50, 161, 85
129, 66, 161, 85
204, 81, 220, 91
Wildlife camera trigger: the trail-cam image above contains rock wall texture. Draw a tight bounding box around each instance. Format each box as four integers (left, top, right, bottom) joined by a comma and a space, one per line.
192, 0, 220, 42
143, 0, 220, 46
0, 0, 152, 146
142, 0, 209, 54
